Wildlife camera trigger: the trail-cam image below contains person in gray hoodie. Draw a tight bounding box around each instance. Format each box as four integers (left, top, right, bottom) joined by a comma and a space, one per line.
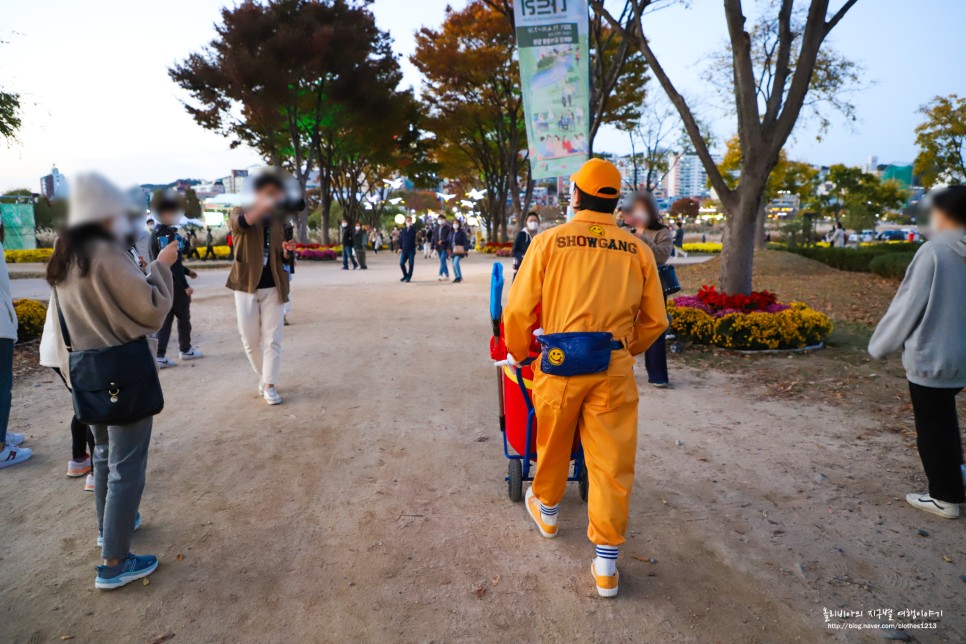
869, 185, 966, 519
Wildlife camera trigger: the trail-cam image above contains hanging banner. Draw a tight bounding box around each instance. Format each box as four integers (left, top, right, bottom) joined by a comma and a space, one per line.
0, 203, 37, 250
514, 0, 591, 180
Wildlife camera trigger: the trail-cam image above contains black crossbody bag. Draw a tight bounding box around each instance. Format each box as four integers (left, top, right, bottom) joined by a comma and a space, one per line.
54, 290, 164, 426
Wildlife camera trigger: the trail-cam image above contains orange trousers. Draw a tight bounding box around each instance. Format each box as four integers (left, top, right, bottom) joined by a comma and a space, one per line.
530, 350, 639, 546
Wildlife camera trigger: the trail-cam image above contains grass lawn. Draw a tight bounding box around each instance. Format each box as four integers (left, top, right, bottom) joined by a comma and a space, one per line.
671, 250, 962, 442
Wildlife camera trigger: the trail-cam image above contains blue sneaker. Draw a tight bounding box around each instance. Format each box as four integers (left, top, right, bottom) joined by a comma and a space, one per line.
95, 553, 158, 590
97, 512, 141, 547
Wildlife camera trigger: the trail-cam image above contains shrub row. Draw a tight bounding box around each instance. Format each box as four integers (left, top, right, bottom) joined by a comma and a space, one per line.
13, 299, 47, 342
782, 242, 919, 274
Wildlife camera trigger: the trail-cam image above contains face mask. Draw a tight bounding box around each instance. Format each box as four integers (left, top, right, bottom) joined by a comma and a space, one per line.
438, 220, 445, 226
406, 221, 412, 227
527, 221, 538, 231
454, 224, 460, 229
342, 222, 348, 228
355, 226, 361, 231
108, 215, 132, 243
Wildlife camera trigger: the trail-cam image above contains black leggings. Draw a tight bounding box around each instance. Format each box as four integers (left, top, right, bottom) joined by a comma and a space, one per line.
53, 367, 94, 461
908, 381, 964, 503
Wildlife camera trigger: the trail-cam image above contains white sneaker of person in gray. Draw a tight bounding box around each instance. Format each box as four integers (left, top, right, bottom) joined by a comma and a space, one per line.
906, 493, 960, 519
179, 347, 204, 360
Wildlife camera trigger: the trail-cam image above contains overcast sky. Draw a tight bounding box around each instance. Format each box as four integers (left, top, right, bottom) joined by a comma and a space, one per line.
1, 0, 963, 192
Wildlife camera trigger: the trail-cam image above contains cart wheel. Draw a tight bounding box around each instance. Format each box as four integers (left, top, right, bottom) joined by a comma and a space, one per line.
578, 464, 589, 502
508, 460, 523, 502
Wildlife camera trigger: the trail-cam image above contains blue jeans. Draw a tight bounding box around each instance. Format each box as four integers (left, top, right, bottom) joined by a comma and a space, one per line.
342, 245, 357, 269
92, 416, 152, 560
438, 249, 449, 277
0, 338, 11, 444
643, 332, 668, 384
399, 249, 415, 280
453, 254, 463, 280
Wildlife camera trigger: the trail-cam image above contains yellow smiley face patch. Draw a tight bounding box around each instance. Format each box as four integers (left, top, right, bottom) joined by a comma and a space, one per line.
547, 348, 566, 366
588, 224, 605, 237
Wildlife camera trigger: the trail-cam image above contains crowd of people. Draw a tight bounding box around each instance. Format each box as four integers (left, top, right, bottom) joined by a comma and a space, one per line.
0, 160, 962, 600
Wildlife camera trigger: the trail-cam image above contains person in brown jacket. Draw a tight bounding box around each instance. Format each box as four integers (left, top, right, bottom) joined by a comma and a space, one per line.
226, 170, 297, 405
46, 172, 178, 589
624, 191, 673, 387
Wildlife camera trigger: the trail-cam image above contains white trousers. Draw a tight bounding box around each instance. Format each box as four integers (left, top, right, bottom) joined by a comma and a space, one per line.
234, 288, 284, 386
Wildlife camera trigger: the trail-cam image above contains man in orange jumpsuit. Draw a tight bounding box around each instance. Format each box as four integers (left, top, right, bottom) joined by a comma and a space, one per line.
504, 158, 667, 598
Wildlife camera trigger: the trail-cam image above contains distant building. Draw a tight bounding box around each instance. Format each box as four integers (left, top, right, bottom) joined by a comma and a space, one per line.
864, 154, 878, 174
40, 165, 68, 199
666, 154, 719, 199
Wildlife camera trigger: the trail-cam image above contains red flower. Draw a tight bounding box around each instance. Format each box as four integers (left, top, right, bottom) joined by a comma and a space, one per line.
695, 285, 778, 314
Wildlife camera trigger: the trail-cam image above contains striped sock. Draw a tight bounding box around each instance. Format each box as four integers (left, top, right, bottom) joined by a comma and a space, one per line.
539, 502, 558, 525
594, 545, 619, 576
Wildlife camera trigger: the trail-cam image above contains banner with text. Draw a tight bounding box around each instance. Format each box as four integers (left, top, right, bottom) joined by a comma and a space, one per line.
513, 0, 591, 180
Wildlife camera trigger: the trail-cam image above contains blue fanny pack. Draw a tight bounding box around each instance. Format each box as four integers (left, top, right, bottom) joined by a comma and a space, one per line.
537, 332, 623, 377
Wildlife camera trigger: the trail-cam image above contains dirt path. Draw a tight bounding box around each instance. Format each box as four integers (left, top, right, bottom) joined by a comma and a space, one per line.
2, 253, 963, 643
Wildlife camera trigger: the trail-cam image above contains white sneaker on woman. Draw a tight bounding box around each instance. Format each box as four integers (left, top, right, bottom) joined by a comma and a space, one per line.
263, 386, 282, 405
905, 493, 960, 519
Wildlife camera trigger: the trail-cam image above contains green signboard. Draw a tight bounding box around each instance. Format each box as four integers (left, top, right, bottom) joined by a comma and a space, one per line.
514, 0, 591, 180
0, 203, 37, 250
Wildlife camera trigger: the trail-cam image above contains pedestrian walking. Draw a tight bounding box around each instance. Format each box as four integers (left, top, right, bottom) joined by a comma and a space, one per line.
423, 227, 433, 258
0, 224, 31, 470
354, 223, 368, 270
45, 172, 178, 589
869, 185, 966, 519
341, 219, 358, 270
436, 214, 452, 281
391, 228, 400, 254
227, 169, 298, 406
398, 215, 417, 282
203, 226, 216, 260
672, 220, 688, 257
451, 219, 469, 283
185, 227, 201, 260
512, 211, 540, 278
149, 191, 203, 368
625, 191, 673, 387
503, 159, 666, 598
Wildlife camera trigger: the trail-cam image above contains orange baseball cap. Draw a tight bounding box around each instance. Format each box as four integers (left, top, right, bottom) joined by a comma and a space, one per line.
570, 158, 622, 199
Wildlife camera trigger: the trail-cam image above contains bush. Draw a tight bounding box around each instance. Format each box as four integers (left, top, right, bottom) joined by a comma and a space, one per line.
868, 251, 915, 279
783, 242, 921, 273
13, 299, 47, 342
4, 248, 54, 263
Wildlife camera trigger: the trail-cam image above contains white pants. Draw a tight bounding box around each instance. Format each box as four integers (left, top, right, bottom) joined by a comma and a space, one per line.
234, 288, 285, 386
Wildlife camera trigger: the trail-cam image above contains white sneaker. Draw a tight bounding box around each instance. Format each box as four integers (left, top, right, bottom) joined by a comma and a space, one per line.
905, 492, 960, 519
4, 432, 25, 447
0, 445, 32, 469
84, 473, 95, 492
263, 386, 282, 405
179, 347, 204, 360
156, 357, 176, 369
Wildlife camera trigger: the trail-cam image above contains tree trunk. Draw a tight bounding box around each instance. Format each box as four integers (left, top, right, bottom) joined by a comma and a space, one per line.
754, 202, 767, 250
718, 196, 760, 295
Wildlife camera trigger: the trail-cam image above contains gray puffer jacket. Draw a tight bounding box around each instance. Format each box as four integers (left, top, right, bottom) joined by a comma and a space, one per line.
868, 231, 966, 388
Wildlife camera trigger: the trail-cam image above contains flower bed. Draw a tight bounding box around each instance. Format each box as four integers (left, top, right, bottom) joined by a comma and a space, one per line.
681, 242, 722, 254
5, 248, 54, 263
13, 299, 47, 342
296, 249, 338, 261
669, 286, 832, 351
481, 242, 512, 254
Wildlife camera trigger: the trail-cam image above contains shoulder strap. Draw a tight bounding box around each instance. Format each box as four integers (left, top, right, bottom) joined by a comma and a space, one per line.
52, 287, 73, 352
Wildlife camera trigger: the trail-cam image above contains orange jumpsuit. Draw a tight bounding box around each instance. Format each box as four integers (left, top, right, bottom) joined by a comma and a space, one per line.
504, 210, 667, 546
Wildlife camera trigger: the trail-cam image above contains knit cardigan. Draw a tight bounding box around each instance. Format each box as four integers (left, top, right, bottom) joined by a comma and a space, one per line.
46, 239, 174, 388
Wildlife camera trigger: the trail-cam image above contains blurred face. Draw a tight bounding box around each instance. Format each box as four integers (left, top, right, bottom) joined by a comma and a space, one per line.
929, 206, 959, 233
438, 218, 446, 226
405, 217, 413, 227
257, 182, 284, 206
158, 209, 180, 225
526, 215, 539, 231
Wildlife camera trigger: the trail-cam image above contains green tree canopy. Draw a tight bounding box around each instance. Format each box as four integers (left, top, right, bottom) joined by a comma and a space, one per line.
914, 94, 966, 189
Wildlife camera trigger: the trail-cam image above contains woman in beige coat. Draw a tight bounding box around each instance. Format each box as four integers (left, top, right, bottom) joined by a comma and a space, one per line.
46, 172, 178, 590
625, 191, 673, 387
